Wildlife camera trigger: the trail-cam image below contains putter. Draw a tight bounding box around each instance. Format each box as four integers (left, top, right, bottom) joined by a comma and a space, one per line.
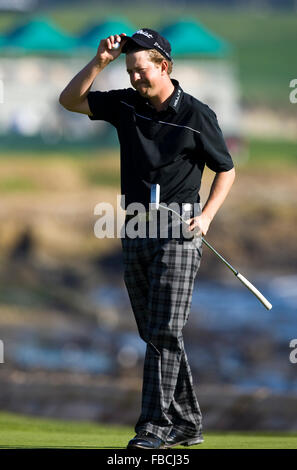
150, 183, 160, 210
150, 184, 272, 311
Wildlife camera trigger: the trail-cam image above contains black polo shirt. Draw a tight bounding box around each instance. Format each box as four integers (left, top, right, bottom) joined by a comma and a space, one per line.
87, 78, 234, 210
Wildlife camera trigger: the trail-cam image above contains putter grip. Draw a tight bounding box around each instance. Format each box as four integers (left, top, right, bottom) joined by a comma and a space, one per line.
237, 273, 272, 310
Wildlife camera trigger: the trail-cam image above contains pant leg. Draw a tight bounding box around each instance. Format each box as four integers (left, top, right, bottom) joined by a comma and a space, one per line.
121, 236, 158, 342
168, 339, 203, 437
129, 236, 202, 441
121, 235, 174, 440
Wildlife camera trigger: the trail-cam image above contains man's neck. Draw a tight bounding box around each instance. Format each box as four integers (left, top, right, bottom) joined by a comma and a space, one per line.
149, 80, 175, 112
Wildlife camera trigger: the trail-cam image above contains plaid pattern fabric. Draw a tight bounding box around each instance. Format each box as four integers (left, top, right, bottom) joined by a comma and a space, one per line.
121, 208, 203, 442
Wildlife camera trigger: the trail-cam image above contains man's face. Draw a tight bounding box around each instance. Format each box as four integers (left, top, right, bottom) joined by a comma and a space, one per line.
126, 50, 163, 98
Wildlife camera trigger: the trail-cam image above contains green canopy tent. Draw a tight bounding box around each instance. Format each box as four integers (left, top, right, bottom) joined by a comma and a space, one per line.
78, 17, 135, 50
160, 19, 231, 58
1, 17, 77, 54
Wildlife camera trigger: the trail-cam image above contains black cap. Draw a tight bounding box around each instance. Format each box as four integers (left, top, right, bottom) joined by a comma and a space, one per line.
122, 28, 172, 62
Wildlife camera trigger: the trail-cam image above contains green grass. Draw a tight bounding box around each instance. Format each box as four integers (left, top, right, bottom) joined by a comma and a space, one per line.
0, 149, 121, 192
0, 411, 296, 449
243, 138, 297, 168
0, 137, 295, 194
0, 138, 297, 194
0, 177, 38, 192
0, 137, 296, 194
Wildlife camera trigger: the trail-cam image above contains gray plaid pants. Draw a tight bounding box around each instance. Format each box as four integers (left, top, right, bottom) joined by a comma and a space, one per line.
121, 207, 203, 442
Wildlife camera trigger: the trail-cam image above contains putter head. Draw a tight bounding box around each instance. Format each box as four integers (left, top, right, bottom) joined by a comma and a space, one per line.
150, 183, 160, 210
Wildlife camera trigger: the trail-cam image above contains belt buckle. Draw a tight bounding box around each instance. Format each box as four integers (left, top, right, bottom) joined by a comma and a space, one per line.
181, 203, 193, 221
183, 203, 192, 212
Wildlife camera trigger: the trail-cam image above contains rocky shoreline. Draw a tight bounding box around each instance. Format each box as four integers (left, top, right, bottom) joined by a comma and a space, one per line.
1, 369, 297, 431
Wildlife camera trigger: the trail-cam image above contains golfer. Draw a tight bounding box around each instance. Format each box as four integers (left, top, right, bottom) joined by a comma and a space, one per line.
59, 28, 235, 449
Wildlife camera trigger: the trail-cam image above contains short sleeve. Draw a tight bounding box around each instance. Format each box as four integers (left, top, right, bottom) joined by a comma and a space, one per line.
199, 106, 234, 172
87, 89, 124, 127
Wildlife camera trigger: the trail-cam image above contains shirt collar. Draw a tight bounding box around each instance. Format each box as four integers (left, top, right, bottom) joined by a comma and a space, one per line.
167, 79, 183, 113
141, 78, 183, 114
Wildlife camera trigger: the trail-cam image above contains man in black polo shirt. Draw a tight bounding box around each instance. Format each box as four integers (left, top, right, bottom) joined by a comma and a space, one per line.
59, 28, 235, 449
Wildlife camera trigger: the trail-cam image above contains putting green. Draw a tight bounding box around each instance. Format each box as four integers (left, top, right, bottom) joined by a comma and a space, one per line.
0, 412, 296, 449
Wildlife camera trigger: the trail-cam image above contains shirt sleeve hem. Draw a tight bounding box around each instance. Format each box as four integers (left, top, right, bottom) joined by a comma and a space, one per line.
211, 162, 234, 172
87, 93, 97, 120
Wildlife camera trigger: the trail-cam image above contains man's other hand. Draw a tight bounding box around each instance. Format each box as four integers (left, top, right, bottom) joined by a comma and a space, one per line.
187, 213, 212, 236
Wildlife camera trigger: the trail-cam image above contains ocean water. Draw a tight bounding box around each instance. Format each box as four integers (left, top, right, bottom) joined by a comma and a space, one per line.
10, 273, 297, 393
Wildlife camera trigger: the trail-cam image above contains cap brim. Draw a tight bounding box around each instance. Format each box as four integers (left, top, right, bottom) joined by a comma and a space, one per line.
121, 37, 152, 53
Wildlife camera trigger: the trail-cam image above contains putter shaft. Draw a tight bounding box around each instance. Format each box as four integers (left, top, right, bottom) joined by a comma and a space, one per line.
201, 237, 238, 275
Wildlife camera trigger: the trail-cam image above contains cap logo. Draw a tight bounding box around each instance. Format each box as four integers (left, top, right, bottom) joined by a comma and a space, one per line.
135, 29, 154, 39
154, 41, 170, 59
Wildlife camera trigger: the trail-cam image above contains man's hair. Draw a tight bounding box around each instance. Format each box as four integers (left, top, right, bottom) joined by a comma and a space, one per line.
125, 44, 173, 75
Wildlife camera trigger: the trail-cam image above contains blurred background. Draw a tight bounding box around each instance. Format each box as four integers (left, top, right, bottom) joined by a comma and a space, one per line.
0, 0, 296, 433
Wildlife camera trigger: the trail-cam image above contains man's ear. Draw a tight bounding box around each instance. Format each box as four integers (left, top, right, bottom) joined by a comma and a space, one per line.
161, 60, 168, 75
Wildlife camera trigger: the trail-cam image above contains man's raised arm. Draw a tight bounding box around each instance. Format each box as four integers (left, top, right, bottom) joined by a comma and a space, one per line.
59, 33, 127, 115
